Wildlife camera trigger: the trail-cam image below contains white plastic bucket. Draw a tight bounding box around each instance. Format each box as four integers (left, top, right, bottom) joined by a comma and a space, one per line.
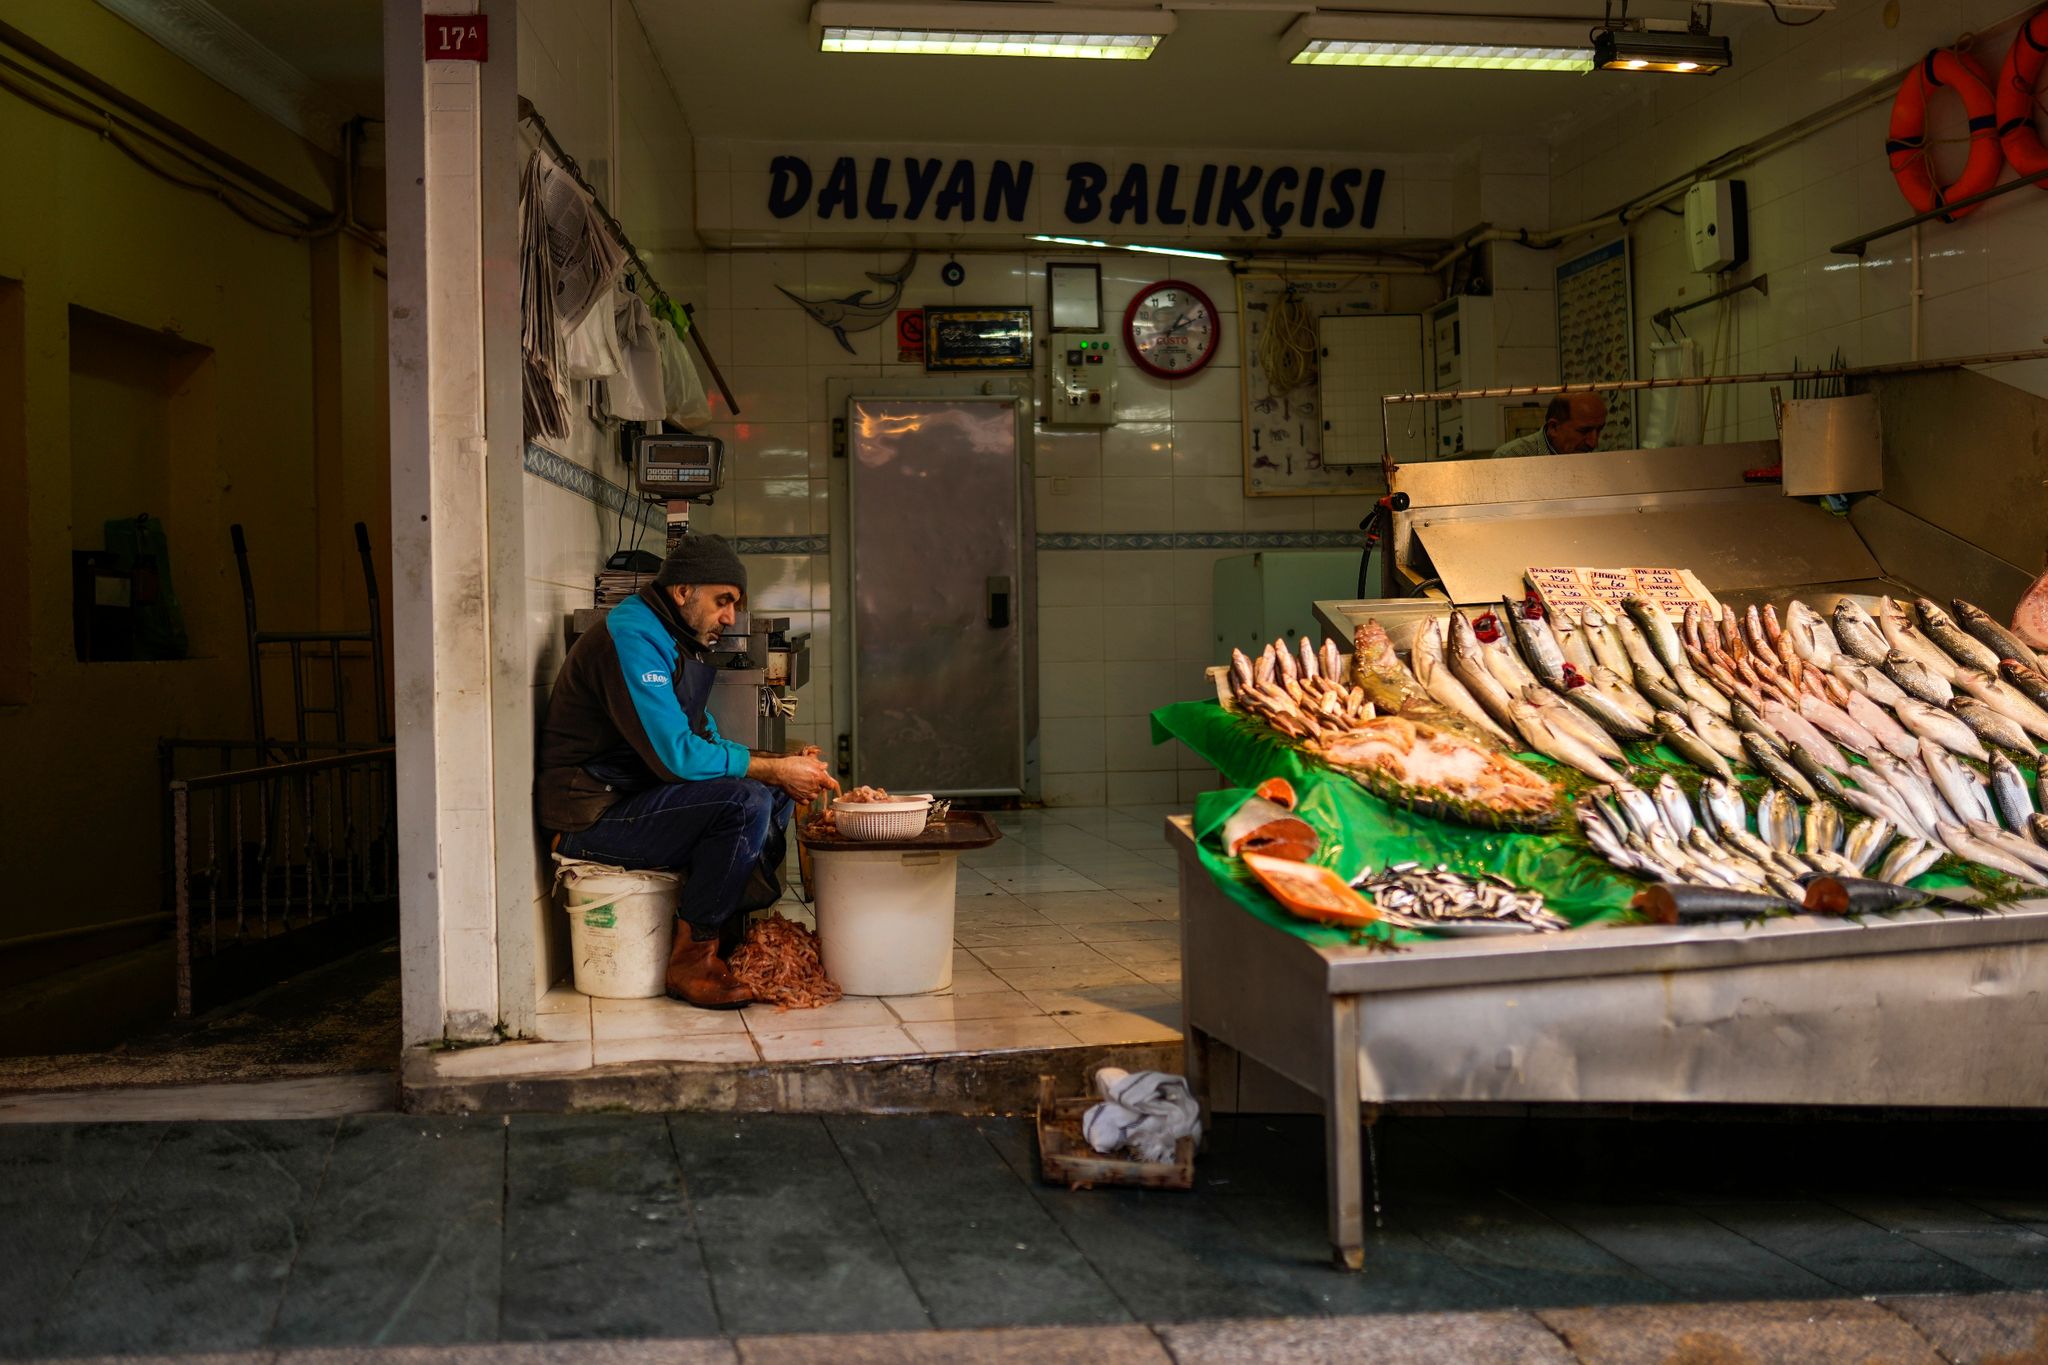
554, 857, 679, 999
812, 848, 957, 996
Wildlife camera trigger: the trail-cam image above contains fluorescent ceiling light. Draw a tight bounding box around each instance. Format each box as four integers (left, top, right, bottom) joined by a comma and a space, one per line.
1030, 235, 1233, 261
813, 2, 1173, 59
1592, 28, 1731, 73
1282, 14, 1591, 71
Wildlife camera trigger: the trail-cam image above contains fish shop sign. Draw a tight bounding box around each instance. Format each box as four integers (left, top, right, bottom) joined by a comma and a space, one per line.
764, 154, 1389, 239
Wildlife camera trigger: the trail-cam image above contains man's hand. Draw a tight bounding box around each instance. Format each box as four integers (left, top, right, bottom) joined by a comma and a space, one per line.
752, 753, 839, 803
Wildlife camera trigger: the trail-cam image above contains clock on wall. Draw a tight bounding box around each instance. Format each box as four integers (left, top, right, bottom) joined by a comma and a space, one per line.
1123, 280, 1221, 379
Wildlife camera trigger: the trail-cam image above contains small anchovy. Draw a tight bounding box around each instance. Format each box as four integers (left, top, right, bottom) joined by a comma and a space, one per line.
1742, 730, 1818, 802
1916, 598, 2003, 672
1354, 863, 1568, 932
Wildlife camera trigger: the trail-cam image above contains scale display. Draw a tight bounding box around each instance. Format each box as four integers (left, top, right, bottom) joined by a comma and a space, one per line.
633, 433, 726, 498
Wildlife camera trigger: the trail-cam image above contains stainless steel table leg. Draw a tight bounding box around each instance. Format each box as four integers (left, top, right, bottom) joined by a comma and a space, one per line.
1325, 993, 1364, 1270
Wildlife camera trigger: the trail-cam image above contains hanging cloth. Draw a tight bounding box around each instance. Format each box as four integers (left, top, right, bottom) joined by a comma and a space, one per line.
518, 148, 570, 439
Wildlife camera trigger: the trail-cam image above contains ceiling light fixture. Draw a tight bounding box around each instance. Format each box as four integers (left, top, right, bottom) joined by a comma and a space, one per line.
1030, 234, 1233, 261
1592, 26, 1731, 73
1280, 14, 1592, 71
812, 2, 1174, 59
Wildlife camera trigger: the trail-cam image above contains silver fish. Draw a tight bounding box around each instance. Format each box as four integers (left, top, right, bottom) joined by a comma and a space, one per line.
1953, 668, 2048, 742
1882, 650, 1955, 706
1698, 776, 1748, 841
1688, 700, 1747, 761
1950, 697, 2037, 757
1916, 597, 2003, 672
1758, 788, 1802, 852
1938, 823, 2048, 886
1728, 696, 1776, 741
1876, 837, 1937, 885
1845, 690, 1919, 760
1447, 611, 1524, 741
1988, 752, 2037, 833
1804, 800, 1844, 855
1741, 731, 1817, 802
1480, 622, 1539, 695
1833, 658, 1912, 709
1841, 785, 1917, 842
1617, 613, 1676, 688
1657, 710, 1735, 781
1414, 618, 1518, 747
1892, 697, 1990, 761
1832, 600, 1892, 666
1843, 816, 1895, 872
1965, 820, 2048, 876
1510, 699, 1629, 785
2031, 813, 2048, 849
1686, 828, 1770, 887
1556, 609, 1599, 680
1612, 782, 1667, 840
1783, 600, 1840, 668
1797, 693, 1883, 760
1564, 679, 1657, 741
1672, 660, 1734, 720
1787, 743, 1850, 804
2001, 659, 2048, 713
1921, 739, 1995, 826
1654, 774, 1696, 840
1594, 665, 1658, 727
1523, 685, 1628, 761
1624, 596, 1687, 673
1637, 671, 1690, 715
1864, 754, 1945, 841
1504, 598, 1570, 690
1878, 596, 1960, 682
1582, 606, 1634, 680
1762, 699, 1847, 772
1954, 598, 2047, 672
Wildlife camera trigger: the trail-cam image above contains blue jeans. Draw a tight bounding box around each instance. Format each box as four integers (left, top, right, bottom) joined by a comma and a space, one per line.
556, 776, 793, 942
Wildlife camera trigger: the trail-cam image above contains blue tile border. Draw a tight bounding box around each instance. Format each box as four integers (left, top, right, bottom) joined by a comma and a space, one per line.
525, 445, 1348, 556
1036, 531, 1358, 550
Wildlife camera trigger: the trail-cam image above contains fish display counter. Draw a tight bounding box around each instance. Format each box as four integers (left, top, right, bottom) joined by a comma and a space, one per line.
1157, 434, 2048, 1271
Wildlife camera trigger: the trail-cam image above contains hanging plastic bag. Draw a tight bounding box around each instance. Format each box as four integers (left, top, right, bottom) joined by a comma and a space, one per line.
560, 294, 622, 380
659, 321, 711, 426
601, 291, 666, 421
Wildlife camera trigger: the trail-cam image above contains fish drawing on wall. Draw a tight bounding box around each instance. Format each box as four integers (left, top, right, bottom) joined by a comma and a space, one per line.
776, 252, 918, 354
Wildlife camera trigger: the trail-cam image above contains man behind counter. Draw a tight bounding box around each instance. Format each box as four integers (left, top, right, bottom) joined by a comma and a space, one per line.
536, 535, 838, 1009
1490, 392, 1608, 458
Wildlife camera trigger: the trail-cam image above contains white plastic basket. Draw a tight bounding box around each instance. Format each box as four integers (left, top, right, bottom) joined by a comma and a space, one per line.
833, 796, 932, 842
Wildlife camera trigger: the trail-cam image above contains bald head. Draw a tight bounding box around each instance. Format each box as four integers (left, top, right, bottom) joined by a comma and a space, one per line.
1545, 393, 1608, 453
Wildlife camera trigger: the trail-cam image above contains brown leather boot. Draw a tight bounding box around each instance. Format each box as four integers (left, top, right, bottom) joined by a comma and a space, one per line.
664, 936, 754, 1010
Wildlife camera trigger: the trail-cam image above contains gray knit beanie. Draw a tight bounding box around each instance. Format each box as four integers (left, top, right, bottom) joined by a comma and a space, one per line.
653, 533, 747, 594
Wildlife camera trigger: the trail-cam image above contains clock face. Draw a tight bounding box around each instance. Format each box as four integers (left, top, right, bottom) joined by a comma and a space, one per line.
1123, 280, 1221, 379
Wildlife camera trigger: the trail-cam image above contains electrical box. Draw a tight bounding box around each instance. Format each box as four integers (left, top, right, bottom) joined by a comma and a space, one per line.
1427, 295, 1499, 457
1685, 179, 1748, 274
1043, 333, 1117, 426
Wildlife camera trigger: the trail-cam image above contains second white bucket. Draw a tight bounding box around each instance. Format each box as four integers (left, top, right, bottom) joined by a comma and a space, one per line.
555, 859, 679, 1000
812, 847, 956, 996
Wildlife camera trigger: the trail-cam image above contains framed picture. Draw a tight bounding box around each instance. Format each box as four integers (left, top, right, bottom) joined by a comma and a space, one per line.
924, 306, 1034, 371
1047, 262, 1101, 332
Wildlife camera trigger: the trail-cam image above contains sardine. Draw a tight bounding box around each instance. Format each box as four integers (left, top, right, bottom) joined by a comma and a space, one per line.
1954, 598, 2047, 672
1833, 658, 1912, 709
1698, 776, 1748, 841
1843, 815, 1895, 872
1953, 668, 2048, 742
1921, 738, 1995, 825
1413, 618, 1518, 747
1845, 690, 1920, 760
1503, 598, 1569, 690
1832, 600, 1892, 666
1758, 788, 1802, 852
1657, 710, 1736, 781
1878, 596, 1960, 681
1892, 697, 1990, 761
1446, 611, 1525, 742
1617, 613, 1676, 688
1633, 883, 1799, 924
1654, 774, 1696, 840
2000, 658, 2048, 713
1882, 650, 1955, 706
1938, 822, 2048, 886
1783, 600, 1840, 668
1803, 799, 1843, 855
1988, 752, 2036, 832
1950, 697, 2038, 757
1688, 701, 1747, 761
1762, 699, 1847, 772
1510, 699, 1629, 785
1741, 731, 1817, 802
1916, 598, 2003, 672
1966, 820, 2048, 876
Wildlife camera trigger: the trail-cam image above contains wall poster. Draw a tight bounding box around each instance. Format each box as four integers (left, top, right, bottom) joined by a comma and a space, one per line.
1554, 238, 1636, 451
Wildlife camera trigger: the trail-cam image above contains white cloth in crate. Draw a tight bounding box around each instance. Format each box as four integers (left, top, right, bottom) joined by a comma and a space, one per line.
1081, 1066, 1202, 1163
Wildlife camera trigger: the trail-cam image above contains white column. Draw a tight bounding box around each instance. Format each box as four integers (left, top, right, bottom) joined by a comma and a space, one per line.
385, 0, 522, 1044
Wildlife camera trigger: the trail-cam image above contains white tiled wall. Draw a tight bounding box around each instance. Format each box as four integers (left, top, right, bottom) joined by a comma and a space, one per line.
690, 249, 1434, 805
1549, 0, 2048, 440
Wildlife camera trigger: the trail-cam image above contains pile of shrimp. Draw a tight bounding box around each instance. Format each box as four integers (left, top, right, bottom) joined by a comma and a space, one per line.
728, 913, 842, 1010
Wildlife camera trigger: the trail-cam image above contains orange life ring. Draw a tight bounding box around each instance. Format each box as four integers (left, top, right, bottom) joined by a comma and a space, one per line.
1888, 49, 2004, 221
1997, 7, 2048, 179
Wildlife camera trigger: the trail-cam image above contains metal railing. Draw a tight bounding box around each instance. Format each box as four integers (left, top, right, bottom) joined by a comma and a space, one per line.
167, 745, 396, 1015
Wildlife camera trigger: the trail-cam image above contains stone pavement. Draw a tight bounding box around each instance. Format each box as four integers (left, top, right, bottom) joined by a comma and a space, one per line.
3, 1110, 2045, 1362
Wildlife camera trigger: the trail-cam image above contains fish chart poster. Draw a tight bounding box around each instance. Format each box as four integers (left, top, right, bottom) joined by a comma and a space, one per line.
1555, 238, 1636, 452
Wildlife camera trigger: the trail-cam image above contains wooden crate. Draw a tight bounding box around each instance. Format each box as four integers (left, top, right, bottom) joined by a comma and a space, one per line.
1034, 1075, 1195, 1192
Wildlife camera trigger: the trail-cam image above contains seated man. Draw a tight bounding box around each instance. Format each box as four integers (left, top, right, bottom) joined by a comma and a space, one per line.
1490, 392, 1607, 458
536, 535, 838, 1008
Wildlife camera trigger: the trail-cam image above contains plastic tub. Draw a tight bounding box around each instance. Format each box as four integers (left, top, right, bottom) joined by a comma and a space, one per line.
833, 795, 932, 842
554, 858, 679, 999
812, 846, 956, 995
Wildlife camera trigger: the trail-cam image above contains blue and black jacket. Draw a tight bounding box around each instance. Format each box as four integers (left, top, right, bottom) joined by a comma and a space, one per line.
536, 585, 750, 831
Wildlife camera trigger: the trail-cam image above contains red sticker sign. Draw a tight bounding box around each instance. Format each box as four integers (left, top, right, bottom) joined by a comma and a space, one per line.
424, 14, 489, 61
896, 309, 924, 361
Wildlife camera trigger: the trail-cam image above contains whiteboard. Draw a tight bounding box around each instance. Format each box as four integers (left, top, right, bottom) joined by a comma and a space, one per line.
1318, 314, 1426, 477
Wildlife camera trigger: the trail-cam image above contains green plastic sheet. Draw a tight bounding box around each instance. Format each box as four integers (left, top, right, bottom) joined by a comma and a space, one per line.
1153, 700, 1641, 948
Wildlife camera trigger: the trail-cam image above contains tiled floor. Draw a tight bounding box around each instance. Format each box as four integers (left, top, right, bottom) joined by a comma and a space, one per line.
429, 804, 1189, 1079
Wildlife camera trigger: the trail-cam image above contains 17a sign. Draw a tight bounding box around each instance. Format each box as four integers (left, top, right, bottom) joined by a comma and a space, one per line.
424, 14, 489, 61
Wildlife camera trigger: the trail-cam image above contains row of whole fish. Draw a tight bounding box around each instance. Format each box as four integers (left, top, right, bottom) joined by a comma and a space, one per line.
1416, 590, 2048, 890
